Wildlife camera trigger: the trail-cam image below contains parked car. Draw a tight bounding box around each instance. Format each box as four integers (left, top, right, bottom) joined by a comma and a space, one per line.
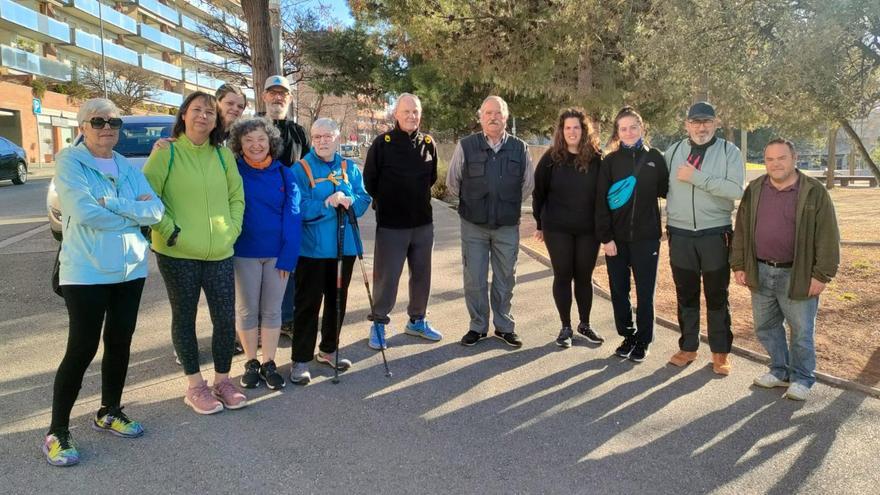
0, 136, 28, 185
339, 143, 360, 158
47, 115, 174, 241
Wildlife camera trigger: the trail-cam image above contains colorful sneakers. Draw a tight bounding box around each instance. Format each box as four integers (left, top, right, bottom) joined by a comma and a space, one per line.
184, 379, 224, 415
212, 378, 248, 410
369, 322, 388, 350
405, 319, 443, 341
42, 431, 79, 467
92, 406, 144, 438
316, 351, 352, 371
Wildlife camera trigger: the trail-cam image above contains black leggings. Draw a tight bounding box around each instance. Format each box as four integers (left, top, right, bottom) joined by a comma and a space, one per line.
543, 231, 600, 328
156, 254, 236, 375
292, 256, 355, 363
50, 278, 146, 434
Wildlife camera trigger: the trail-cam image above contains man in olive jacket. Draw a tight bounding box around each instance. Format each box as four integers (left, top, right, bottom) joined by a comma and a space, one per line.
730, 138, 840, 401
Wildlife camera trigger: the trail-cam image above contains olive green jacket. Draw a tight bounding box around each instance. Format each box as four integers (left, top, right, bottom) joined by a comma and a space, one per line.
730, 171, 840, 300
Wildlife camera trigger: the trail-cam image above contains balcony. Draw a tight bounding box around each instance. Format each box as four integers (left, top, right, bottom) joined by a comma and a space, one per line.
180, 14, 203, 35
184, 69, 223, 91
61, 0, 137, 35
0, 45, 72, 81
183, 42, 224, 66
137, 0, 179, 26
145, 88, 183, 107
137, 24, 181, 53
140, 54, 182, 80
0, 0, 70, 44
224, 12, 246, 32
71, 29, 139, 66
182, 0, 214, 17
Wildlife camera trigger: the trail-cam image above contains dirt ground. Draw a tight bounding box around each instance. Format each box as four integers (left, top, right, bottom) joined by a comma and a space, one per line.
518, 186, 880, 389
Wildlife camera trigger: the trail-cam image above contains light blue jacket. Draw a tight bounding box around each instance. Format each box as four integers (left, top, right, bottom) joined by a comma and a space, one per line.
55, 143, 164, 285
291, 150, 371, 259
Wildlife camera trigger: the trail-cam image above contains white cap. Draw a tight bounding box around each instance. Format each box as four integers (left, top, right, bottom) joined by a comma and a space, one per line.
263, 75, 291, 92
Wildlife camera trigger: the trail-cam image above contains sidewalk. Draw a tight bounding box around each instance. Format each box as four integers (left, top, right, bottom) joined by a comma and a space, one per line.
1, 202, 878, 494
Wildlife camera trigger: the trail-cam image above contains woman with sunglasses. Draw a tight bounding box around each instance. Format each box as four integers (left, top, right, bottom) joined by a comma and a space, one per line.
44, 98, 164, 466
595, 106, 669, 363
144, 91, 246, 415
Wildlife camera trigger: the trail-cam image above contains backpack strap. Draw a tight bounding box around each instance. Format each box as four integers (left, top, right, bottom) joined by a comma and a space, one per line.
161, 142, 176, 193
297, 158, 316, 188
214, 146, 227, 172
297, 158, 350, 188
340, 159, 349, 184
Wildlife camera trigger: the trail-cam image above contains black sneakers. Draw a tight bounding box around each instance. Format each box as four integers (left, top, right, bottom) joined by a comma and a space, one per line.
615, 337, 637, 358
555, 327, 573, 348
233, 340, 245, 355
577, 323, 604, 344
240, 359, 261, 388
629, 342, 649, 362
460, 330, 487, 346
260, 360, 285, 390
494, 330, 523, 348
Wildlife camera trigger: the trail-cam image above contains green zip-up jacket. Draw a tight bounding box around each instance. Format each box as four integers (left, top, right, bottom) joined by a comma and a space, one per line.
143, 135, 244, 261
730, 171, 840, 300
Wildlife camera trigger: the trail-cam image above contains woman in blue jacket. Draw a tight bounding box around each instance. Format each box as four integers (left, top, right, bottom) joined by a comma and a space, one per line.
289, 118, 371, 384
44, 98, 164, 466
228, 117, 302, 390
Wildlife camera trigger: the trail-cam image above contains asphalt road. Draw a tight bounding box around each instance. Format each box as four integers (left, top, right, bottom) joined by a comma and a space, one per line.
0, 181, 878, 494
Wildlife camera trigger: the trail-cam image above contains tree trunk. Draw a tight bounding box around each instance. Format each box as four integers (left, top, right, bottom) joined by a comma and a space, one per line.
576, 43, 592, 98
740, 128, 748, 166
242, 0, 275, 113
838, 118, 880, 182
826, 125, 837, 189
724, 125, 734, 142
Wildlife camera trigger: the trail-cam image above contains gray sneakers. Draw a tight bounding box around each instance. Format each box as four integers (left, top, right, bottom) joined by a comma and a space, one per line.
289, 362, 311, 385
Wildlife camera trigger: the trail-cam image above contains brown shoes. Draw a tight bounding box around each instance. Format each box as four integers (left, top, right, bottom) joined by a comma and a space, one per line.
668, 350, 698, 367
712, 353, 732, 375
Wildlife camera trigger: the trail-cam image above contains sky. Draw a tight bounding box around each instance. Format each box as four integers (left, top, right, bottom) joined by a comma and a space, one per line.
303, 0, 355, 27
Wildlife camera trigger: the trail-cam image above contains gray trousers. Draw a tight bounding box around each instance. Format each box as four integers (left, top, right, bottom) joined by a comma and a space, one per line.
371, 224, 434, 325
233, 256, 287, 331
460, 219, 518, 334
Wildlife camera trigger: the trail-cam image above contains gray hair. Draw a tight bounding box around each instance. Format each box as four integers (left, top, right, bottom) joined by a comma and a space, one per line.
226, 117, 284, 159
390, 93, 422, 118
311, 117, 340, 137
478, 95, 509, 119
77, 98, 120, 124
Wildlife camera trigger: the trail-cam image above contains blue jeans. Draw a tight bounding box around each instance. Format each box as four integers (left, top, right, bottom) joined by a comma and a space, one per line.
281, 273, 295, 325
751, 263, 819, 388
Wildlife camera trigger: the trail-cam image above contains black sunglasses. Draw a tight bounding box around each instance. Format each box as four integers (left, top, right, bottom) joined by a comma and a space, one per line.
88, 117, 123, 129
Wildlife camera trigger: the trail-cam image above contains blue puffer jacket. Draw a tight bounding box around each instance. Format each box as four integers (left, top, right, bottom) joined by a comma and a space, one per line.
290, 150, 371, 258
55, 143, 164, 284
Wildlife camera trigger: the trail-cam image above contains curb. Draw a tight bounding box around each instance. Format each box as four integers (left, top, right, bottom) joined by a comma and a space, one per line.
518, 240, 880, 399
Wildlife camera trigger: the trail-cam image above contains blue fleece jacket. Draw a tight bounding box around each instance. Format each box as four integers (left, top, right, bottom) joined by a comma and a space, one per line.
54, 143, 164, 284
233, 157, 302, 271
290, 150, 371, 259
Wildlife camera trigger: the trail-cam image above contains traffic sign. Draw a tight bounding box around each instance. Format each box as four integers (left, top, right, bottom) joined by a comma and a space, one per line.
32, 98, 41, 115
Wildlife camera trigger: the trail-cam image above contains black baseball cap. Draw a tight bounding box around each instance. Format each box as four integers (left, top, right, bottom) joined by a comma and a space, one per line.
687, 101, 716, 120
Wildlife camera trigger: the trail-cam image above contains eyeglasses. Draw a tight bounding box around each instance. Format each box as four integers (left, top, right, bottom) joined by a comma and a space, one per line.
687, 119, 715, 128
88, 117, 123, 129
311, 134, 336, 142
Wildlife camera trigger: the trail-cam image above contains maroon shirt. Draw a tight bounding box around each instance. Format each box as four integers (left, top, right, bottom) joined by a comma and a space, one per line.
755, 176, 799, 263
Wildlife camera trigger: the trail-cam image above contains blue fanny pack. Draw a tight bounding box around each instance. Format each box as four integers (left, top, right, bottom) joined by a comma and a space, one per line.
606, 149, 650, 210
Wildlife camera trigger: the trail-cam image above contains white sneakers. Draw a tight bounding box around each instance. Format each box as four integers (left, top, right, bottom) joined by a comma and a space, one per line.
753, 372, 789, 389
783, 382, 810, 401
754, 373, 810, 401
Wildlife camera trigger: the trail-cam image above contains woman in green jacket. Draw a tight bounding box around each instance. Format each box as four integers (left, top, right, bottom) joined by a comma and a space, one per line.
143, 91, 246, 415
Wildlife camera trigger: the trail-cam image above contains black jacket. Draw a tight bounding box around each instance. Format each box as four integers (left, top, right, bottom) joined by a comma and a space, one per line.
595, 145, 669, 243
363, 126, 438, 229
256, 113, 310, 167
532, 150, 600, 235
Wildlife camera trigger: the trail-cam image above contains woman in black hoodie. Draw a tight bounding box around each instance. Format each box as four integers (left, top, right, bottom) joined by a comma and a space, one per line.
596, 106, 669, 363
533, 108, 604, 348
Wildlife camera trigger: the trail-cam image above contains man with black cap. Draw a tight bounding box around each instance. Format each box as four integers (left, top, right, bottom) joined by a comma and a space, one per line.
664, 101, 744, 375
258, 75, 310, 337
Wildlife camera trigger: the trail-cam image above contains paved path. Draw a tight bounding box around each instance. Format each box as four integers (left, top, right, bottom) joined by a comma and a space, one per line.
1, 201, 878, 494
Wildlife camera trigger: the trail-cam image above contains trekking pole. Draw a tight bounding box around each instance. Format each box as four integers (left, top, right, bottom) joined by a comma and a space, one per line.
332, 207, 345, 384
346, 208, 392, 378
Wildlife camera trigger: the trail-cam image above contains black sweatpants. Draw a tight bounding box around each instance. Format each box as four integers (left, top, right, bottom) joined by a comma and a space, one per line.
50, 278, 146, 434
292, 256, 355, 363
668, 229, 733, 353
543, 230, 599, 328
156, 253, 236, 375
605, 239, 660, 344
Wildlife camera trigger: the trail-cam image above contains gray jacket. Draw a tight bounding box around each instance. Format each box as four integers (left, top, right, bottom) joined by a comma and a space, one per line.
664, 138, 745, 231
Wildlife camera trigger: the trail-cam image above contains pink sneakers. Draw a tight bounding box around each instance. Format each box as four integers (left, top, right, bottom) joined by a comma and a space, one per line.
212, 378, 248, 410
184, 379, 224, 415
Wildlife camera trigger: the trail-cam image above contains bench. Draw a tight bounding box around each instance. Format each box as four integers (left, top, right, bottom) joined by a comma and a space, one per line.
805, 172, 878, 187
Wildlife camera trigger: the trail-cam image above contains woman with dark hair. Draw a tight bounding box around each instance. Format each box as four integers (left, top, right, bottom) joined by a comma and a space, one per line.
532, 108, 604, 348
215, 83, 247, 137
143, 91, 247, 414
596, 106, 669, 362
226, 117, 302, 390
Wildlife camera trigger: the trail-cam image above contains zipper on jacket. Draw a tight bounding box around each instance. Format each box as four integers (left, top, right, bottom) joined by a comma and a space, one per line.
691, 185, 697, 230
629, 149, 637, 241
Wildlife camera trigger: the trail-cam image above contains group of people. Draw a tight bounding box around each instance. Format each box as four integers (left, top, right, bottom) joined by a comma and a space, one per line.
43, 77, 840, 468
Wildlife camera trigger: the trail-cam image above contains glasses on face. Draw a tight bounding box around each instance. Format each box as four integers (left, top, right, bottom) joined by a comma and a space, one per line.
311, 134, 335, 142
267, 89, 289, 98
88, 117, 123, 130
688, 119, 715, 128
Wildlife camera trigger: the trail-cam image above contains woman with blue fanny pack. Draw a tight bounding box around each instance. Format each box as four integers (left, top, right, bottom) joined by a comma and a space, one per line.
595, 106, 669, 363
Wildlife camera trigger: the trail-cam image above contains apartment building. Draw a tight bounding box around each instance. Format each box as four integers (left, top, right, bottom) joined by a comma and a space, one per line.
0, 0, 253, 163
